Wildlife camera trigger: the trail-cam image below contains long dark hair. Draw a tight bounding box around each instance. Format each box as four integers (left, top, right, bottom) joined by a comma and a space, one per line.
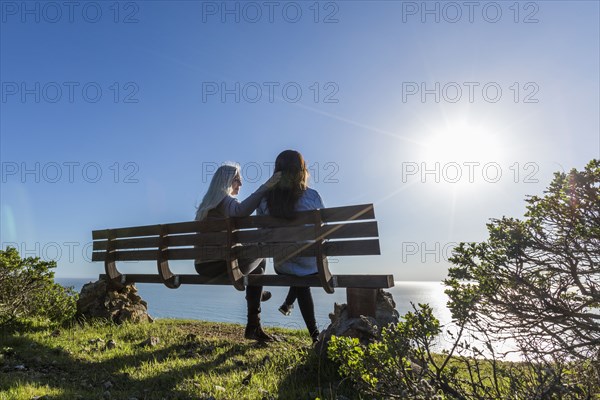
266, 150, 309, 219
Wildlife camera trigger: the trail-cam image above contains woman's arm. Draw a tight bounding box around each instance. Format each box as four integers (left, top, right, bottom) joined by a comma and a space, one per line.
221, 186, 268, 217
221, 172, 281, 217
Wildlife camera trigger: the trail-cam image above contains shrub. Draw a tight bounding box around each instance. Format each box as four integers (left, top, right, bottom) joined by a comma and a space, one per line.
0, 247, 78, 327
328, 160, 600, 399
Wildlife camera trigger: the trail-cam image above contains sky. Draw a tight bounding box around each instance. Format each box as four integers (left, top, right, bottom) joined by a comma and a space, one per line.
1, 0, 599, 281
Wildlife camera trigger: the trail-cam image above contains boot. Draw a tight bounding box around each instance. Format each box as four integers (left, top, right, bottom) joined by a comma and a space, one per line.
278, 303, 293, 316
245, 314, 274, 342
260, 291, 272, 302
244, 325, 274, 342
309, 327, 320, 343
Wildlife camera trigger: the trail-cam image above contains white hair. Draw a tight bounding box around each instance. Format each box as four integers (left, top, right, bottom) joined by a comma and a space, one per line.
195, 163, 240, 221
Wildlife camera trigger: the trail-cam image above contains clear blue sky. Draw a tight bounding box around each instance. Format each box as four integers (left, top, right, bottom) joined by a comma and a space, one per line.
1, 0, 598, 280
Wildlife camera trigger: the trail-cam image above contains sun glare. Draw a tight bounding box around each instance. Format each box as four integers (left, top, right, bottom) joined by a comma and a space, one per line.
421, 123, 504, 163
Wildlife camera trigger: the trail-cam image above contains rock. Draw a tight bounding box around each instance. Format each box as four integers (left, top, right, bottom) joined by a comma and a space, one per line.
89, 338, 105, 345
318, 289, 399, 353
214, 385, 226, 392
76, 279, 153, 324
102, 380, 113, 390
139, 337, 160, 348
102, 390, 111, 400
106, 340, 117, 350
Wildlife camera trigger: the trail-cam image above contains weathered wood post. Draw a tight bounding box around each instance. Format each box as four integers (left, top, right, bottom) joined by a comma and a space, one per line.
347, 288, 378, 318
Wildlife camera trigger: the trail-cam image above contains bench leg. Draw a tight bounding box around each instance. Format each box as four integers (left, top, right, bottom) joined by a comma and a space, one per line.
346, 288, 377, 318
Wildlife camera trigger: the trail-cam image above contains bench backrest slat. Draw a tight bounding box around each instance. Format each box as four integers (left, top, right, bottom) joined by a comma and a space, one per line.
235, 220, 378, 244
232, 240, 381, 259
91, 239, 380, 262
93, 232, 229, 251
92, 219, 229, 240
321, 221, 378, 240
320, 204, 375, 223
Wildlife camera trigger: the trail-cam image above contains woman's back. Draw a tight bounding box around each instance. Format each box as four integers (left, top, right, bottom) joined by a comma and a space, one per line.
257, 187, 324, 276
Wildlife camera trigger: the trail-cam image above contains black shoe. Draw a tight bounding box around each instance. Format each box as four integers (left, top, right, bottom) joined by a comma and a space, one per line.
244, 325, 274, 342
260, 291, 272, 302
278, 303, 293, 316
310, 329, 320, 343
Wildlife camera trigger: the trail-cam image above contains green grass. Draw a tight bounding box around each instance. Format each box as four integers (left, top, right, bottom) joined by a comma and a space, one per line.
0, 319, 352, 400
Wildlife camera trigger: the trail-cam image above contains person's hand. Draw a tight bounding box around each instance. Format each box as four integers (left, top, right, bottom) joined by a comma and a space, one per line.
264, 171, 282, 189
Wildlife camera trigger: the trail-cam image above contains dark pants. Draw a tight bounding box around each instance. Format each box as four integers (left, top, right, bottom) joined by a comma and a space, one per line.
195, 258, 266, 325
277, 269, 319, 339
286, 286, 318, 338
284, 288, 297, 306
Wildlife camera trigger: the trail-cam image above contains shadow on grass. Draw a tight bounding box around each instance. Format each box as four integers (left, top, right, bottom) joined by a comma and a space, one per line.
0, 319, 58, 335
275, 343, 353, 400
0, 325, 258, 399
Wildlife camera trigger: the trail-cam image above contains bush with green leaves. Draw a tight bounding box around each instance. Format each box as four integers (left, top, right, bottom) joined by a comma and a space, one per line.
446, 159, 599, 361
329, 305, 598, 399
328, 304, 448, 399
0, 247, 78, 327
328, 160, 599, 399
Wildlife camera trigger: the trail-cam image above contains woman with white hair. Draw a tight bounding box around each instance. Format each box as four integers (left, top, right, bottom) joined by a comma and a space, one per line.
195, 163, 280, 342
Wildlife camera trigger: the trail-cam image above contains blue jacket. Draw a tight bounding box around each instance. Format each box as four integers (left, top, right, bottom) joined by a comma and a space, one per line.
257, 188, 325, 276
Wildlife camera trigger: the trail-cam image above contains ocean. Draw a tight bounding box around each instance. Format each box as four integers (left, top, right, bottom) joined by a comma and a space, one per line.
58, 278, 452, 333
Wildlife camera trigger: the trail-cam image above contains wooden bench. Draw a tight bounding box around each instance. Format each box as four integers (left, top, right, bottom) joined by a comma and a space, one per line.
92, 204, 394, 317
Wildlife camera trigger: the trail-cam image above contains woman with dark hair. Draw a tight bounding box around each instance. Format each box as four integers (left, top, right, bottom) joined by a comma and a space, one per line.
257, 150, 324, 343
195, 163, 280, 342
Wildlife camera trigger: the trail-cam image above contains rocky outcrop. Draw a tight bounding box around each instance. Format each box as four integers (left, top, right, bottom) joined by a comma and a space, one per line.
76, 279, 153, 324
317, 289, 399, 351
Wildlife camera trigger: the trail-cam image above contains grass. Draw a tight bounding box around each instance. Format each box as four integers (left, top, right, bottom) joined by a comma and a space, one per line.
0, 319, 353, 400
4, 319, 596, 399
